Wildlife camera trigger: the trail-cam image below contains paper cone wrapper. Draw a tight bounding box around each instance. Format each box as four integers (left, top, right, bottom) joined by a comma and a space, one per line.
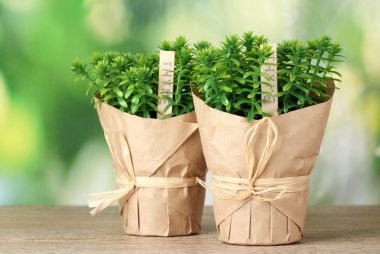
193, 83, 334, 245
95, 101, 207, 236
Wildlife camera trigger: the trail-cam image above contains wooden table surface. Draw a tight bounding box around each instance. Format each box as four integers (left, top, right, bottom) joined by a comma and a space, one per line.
0, 206, 379, 253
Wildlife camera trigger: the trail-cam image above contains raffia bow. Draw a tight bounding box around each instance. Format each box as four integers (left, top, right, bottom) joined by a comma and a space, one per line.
88, 128, 199, 216
196, 117, 309, 201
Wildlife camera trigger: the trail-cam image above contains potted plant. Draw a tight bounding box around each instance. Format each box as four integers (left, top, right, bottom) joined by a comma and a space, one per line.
71, 37, 207, 236
192, 32, 343, 245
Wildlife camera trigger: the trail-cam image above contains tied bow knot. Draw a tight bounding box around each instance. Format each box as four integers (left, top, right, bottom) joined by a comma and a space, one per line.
196, 117, 309, 201
88, 128, 200, 216
88, 175, 200, 216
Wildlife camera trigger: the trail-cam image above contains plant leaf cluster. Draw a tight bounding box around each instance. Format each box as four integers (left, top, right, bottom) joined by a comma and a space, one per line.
71, 37, 195, 118
158, 36, 194, 116
71, 51, 159, 118
192, 32, 273, 122
192, 33, 343, 121
72, 33, 343, 121
277, 35, 343, 113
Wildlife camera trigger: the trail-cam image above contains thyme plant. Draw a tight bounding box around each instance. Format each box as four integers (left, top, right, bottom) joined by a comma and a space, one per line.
277, 36, 343, 113
158, 36, 194, 116
71, 36, 196, 118
71, 51, 159, 118
192, 32, 273, 121
192, 32, 343, 121
72, 33, 343, 121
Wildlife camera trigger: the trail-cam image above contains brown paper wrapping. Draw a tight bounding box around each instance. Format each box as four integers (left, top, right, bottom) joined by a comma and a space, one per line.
193, 83, 334, 245
94, 101, 207, 236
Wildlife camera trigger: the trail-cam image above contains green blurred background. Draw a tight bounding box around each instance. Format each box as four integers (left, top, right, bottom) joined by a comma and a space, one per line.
0, 0, 379, 205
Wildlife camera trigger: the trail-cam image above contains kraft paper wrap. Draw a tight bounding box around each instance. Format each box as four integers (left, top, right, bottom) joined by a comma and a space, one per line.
90, 101, 207, 236
192, 82, 334, 245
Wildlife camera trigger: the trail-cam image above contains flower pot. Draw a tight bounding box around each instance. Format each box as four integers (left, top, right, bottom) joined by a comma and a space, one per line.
89, 101, 207, 236
193, 82, 334, 245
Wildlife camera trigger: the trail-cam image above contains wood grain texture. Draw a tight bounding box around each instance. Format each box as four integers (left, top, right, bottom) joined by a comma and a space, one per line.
0, 206, 379, 253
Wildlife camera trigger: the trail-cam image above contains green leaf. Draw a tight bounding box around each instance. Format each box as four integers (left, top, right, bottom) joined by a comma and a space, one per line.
131, 103, 139, 114
283, 83, 292, 91
221, 86, 232, 92
117, 97, 128, 108
247, 93, 255, 99
220, 73, 231, 79
114, 87, 123, 97
220, 94, 229, 106
103, 94, 116, 101
99, 88, 110, 96
231, 58, 240, 66
132, 95, 140, 104
243, 72, 254, 79
234, 77, 246, 84
226, 102, 231, 111
124, 85, 134, 99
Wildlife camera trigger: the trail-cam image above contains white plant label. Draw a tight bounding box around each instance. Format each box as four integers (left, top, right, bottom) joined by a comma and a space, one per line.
260, 43, 278, 116
157, 51, 175, 119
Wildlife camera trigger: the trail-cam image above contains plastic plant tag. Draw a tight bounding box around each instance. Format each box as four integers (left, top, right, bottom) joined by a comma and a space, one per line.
260, 43, 278, 117
157, 50, 175, 119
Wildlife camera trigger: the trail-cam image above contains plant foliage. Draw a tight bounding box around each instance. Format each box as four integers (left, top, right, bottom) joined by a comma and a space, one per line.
277, 36, 343, 113
71, 51, 159, 118
71, 36, 195, 118
192, 32, 343, 121
72, 33, 343, 121
158, 36, 194, 116
192, 32, 273, 122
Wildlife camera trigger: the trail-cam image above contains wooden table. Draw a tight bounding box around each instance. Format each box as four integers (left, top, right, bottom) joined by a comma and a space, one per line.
0, 206, 379, 253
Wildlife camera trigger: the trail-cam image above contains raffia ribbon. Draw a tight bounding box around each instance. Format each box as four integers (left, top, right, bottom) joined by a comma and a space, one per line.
196, 117, 309, 201
88, 128, 199, 216
88, 175, 198, 216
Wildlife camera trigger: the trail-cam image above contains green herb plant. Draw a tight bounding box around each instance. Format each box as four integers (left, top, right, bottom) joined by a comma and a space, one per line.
192, 32, 274, 122
277, 36, 343, 113
71, 51, 159, 118
158, 36, 194, 117
71, 36, 196, 118
192, 32, 343, 121
72, 33, 343, 121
